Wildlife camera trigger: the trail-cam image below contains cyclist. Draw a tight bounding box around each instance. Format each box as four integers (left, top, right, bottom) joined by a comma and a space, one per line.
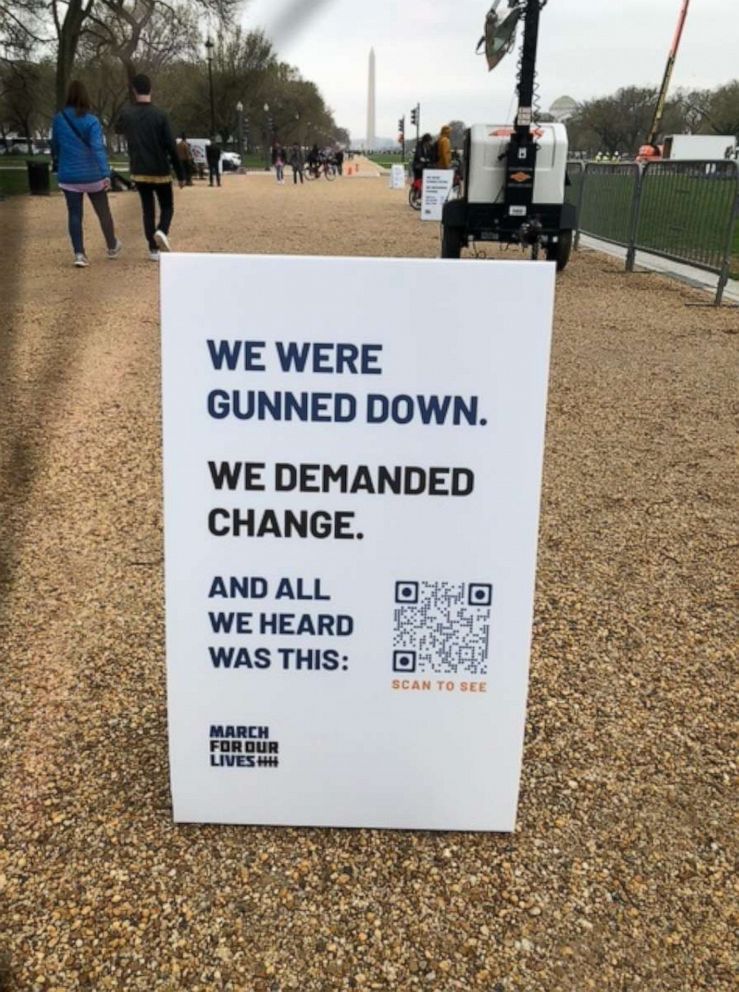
412, 133, 434, 182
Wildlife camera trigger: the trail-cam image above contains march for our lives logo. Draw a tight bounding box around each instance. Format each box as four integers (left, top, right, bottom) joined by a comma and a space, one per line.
208, 724, 280, 768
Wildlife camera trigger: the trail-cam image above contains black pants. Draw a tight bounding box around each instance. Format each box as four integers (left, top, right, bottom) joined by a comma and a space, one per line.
208, 163, 220, 186
292, 165, 304, 184
136, 181, 174, 249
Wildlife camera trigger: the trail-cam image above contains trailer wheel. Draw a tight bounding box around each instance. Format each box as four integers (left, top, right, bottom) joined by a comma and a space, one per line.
546, 230, 573, 271
441, 225, 464, 259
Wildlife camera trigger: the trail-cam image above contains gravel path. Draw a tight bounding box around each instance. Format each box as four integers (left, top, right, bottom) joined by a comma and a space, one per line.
1, 175, 737, 991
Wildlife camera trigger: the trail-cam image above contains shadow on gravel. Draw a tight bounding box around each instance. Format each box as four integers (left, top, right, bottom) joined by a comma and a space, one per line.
0, 196, 93, 627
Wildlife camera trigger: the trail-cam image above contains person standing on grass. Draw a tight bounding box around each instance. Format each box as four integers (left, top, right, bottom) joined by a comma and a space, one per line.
289, 143, 304, 184
115, 73, 184, 261
206, 140, 222, 187
51, 80, 122, 268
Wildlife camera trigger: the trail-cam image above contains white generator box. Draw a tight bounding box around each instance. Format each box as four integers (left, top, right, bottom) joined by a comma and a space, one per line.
466, 122, 569, 205
662, 134, 737, 161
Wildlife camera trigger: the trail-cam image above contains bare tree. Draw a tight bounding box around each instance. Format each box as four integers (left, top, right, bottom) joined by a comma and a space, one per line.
448, 119, 465, 150
569, 87, 686, 155
0, 0, 46, 59
0, 57, 53, 150
51, 0, 241, 110
77, 2, 199, 143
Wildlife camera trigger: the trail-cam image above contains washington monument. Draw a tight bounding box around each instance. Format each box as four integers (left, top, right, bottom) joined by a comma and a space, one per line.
366, 47, 376, 150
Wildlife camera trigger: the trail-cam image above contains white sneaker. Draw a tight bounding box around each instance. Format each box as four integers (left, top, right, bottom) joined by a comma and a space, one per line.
154, 229, 170, 252
74, 253, 89, 267
107, 239, 123, 259
148, 250, 160, 262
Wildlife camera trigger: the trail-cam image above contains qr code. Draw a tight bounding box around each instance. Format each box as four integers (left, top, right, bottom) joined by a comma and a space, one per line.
393, 581, 492, 675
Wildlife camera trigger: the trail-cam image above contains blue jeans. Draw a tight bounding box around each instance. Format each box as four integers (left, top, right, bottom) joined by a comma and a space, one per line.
62, 189, 116, 255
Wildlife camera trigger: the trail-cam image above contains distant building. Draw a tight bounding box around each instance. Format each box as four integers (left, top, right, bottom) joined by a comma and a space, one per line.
549, 96, 577, 122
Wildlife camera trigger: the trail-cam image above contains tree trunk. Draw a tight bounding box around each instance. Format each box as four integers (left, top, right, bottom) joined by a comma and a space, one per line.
55, 0, 88, 109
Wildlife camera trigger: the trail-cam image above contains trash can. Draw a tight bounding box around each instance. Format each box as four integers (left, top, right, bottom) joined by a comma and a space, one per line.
27, 160, 51, 196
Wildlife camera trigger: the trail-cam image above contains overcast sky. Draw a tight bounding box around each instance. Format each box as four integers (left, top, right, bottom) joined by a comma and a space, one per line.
242, 0, 738, 141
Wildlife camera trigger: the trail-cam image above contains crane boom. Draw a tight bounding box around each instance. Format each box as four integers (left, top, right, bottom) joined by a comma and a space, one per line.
646, 0, 691, 146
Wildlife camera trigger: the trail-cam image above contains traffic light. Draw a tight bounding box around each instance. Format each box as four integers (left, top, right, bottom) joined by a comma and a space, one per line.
410, 107, 418, 127
398, 116, 405, 145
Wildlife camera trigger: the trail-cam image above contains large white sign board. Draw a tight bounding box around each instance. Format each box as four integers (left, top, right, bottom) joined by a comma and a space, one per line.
421, 169, 455, 220
161, 255, 555, 832
389, 163, 406, 189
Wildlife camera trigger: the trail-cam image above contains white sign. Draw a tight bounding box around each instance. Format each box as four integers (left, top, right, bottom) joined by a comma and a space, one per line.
188, 138, 209, 166
161, 255, 555, 832
389, 163, 406, 189
421, 169, 455, 220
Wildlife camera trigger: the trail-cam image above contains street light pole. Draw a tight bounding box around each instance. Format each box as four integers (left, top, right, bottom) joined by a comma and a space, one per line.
205, 37, 216, 140
236, 100, 244, 161
263, 102, 271, 171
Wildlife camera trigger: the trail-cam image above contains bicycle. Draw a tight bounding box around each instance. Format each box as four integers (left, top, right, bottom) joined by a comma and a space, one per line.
408, 175, 422, 210
305, 159, 336, 181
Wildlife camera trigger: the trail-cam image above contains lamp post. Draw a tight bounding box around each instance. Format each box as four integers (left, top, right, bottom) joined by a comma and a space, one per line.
236, 100, 244, 161
204, 36, 216, 140
263, 102, 271, 170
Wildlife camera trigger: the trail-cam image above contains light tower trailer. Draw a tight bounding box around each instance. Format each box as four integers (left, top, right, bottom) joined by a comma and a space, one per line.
441, 0, 576, 269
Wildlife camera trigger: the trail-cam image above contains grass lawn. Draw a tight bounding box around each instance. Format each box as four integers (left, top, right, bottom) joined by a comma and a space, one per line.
0, 169, 59, 196
370, 155, 407, 169
637, 173, 739, 280
0, 159, 128, 197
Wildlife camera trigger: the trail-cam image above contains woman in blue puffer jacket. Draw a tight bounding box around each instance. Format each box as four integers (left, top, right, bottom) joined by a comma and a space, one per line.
51, 80, 122, 267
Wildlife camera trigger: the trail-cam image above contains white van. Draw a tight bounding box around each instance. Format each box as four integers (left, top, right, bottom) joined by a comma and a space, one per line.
662, 134, 738, 161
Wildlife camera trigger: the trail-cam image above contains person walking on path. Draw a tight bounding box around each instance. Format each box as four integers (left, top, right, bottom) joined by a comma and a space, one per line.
176, 133, 194, 186
273, 142, 285, 184
206, 141, 222, 187
289, 144, 304, 184
307, 143, 319, 178
435, 125, 452, 170
115, 73, 184, 261
51, 80, 122, 268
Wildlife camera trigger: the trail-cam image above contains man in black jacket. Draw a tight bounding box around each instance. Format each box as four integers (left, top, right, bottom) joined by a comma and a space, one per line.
116, 74, 184, 260
206, 141, 222, 187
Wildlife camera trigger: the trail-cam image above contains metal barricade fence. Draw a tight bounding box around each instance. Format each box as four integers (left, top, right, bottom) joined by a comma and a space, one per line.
635, 160, 738, 298
574, 159, 738, 305
565, 160, 584, 214
575, 163, 641, 250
